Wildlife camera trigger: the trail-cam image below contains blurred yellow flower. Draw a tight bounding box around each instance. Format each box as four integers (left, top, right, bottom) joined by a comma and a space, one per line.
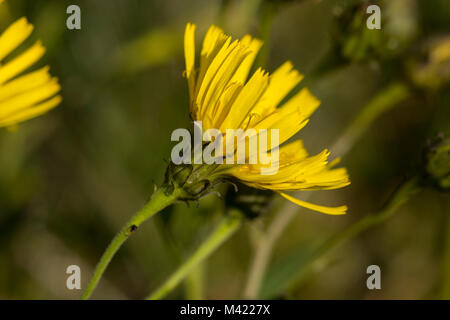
0, 16, 61, 128
183, 23, 350, 215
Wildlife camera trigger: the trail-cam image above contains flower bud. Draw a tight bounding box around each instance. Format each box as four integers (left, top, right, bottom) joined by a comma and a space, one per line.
165, 161, 223, 201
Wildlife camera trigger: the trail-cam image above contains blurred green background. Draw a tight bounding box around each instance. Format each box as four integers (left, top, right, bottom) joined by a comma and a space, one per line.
0, 0, 449, 299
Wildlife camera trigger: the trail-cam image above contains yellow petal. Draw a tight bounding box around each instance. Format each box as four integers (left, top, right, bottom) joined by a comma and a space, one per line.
0, 95, 61, 127
251, 87, 320, 146
0, 17, 34, 61
200, 25, 226, 57
231, 149, 329, 184
184, 23, 196, 78
281, 87, 320, 119
279, 192, 347, 215
0, 66, 51, 102
184, 23, 196, 103
208, 82, 242, 129
183, 23, 350, 216
251, 61, 304, 118
195, 25, 228, 96
230, 35, 262, 84
0, 78, 60, 118
0, 41, 46, 85
196, 37, 233, 111
252, 108, 309, 147
278, 140, 308, 164
220, 68, 268, 130
202, 43, 251, 126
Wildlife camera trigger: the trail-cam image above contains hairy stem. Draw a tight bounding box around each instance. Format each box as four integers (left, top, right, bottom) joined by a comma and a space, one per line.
81, 186, 181, 300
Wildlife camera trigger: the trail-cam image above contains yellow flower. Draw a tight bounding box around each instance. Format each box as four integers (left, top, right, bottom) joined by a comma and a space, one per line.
0, 15, 62, 128
183, 23, 350, 215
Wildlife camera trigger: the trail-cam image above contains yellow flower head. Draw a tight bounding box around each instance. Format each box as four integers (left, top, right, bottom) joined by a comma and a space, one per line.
0, 15, 62, 128
183, 23, 350, 215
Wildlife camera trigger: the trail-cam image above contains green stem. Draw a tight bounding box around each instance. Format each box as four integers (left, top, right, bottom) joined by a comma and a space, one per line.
244, 81, 412, 299
255, 0, 276, 69
185, 262, 206, 299
218, 0, 231, 29
284, 176, 422, 294
331, 82, 410, 156
146, 210, 243, 300
80, 186, 181, 300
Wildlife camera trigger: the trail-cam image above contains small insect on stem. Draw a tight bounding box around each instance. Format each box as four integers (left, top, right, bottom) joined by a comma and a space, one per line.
126, 224, 138, 236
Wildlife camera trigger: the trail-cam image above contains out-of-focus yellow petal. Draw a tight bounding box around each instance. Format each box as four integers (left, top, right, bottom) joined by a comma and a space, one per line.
0, 78, 60, 117
0, 16, 61, 128
0, 41, 46, 85
0, 95, 61, 127
279, 192, 347, 215
0, 66, 51, 101
0, 18, 34, 61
